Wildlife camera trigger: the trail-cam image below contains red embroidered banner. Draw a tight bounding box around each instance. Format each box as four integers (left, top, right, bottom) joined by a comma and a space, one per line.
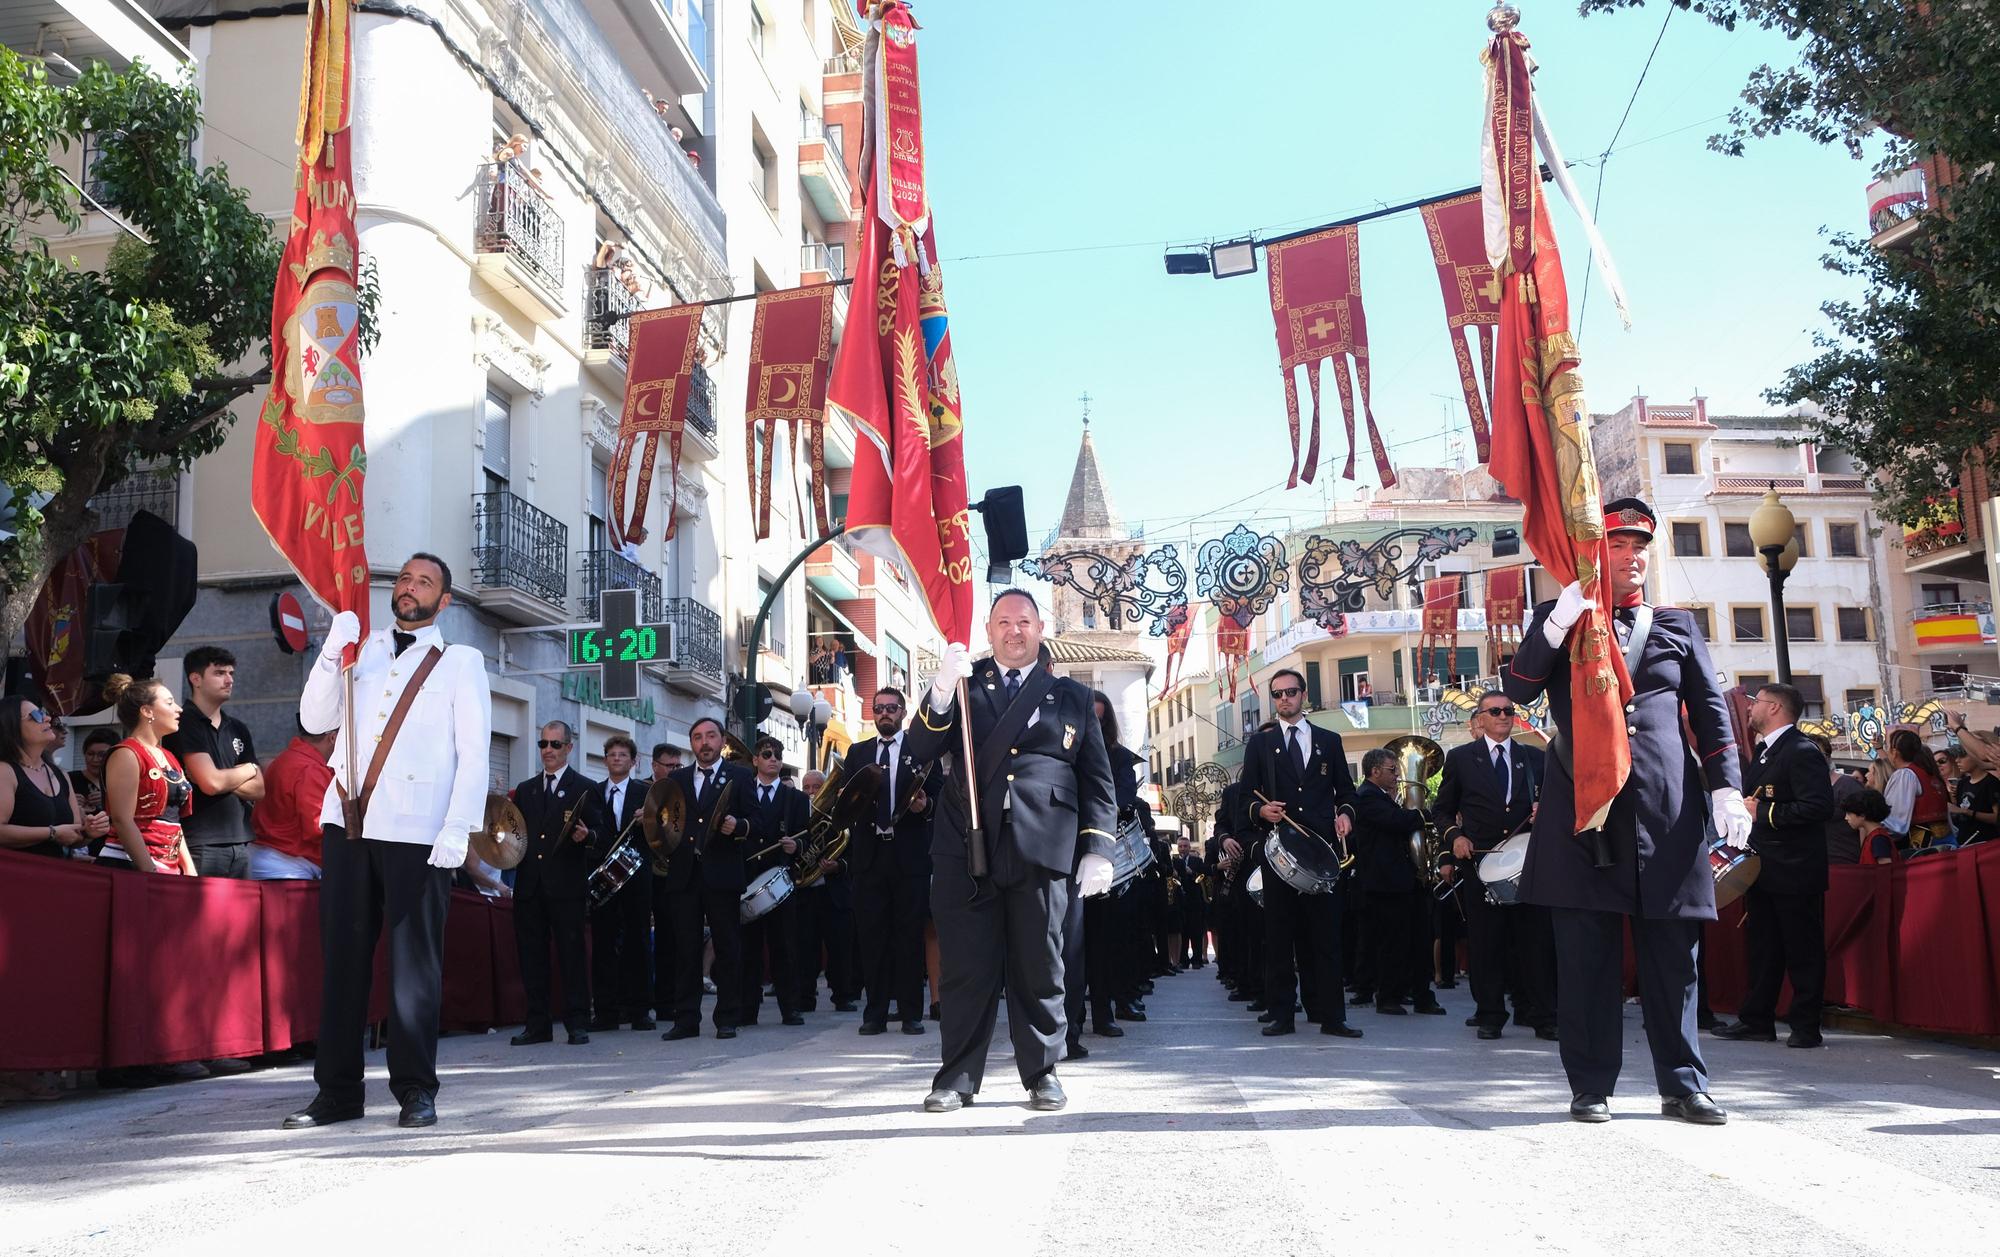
1216, 619, 1250, 703
1266, 226, 1394, 489
609, 305, 705, 543
251, 0, 369, 643
1159, 604, 1193, 701
827, 2, 973, 646
745, 284, 837, 540
25, 530, 123, 717
1485, 25, 1632, 833
1420, 191, 1499, 463
1484, 565, 1526, 654
1420, 575, 1461, 683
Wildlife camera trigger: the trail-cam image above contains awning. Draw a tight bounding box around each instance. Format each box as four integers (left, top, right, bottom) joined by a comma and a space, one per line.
807, 593, 879, 656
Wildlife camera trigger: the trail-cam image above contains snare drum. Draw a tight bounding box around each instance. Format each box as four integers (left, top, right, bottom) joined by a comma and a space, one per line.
587, 838, 645, 910
1245, 866, 1265, 908
1708, 834, 1761, 909
1478, 829, 1531, 906
1108, 817, 1155, 891
1264, 829, 1342, 896
740, 866, 795, 924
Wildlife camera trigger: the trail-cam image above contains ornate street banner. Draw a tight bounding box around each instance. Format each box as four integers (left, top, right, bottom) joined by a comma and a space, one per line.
1215, 618, 1251, 703
1020, 543, 1187, 634
827, 2, 973, 646
25, 530, 122, 717
1484, 565, 1526, 654
1266, 226, 1395, 488
610, 304, 705, 542
1196, 524, 1289, 628
745, 284, 837, 540
1421, 190, 1499, 463
251, 0, 369, 635
1420, 575, 1462, 682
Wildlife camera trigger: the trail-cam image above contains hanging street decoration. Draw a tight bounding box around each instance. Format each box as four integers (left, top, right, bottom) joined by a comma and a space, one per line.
1420, 190, 1500, 463
1484, 565, 1527, 655
1216, 618, 1251, 703
1158, 603, 1194, 700
610, 304, 706, 543
1266, 226, 1395, 488
1019, 543, 1188, 634
1419, 575, 1463, 682
1197, 524, 1289, 627
1295, 526, 1478, 629
745, 283, 838, 540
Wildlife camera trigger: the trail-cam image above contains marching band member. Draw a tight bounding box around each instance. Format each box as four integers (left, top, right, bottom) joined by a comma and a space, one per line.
1432, 692, 1555, 1040
1237, 671, 1361, 1039
510, 721, 609, 1047
909, 590, 1117, 1112
662, 718, 757, 1040
740, 736, 811, 1027
1064, 692, 1144, 1057
590, 734, 653, 1031
1349, 749, 1446, 1017
846, 688, 937, 1036
1504, 498, 1750, 1124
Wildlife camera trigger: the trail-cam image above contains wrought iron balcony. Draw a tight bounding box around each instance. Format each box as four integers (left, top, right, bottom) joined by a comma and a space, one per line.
578, 549, 663, 623
660, 596, 722, 678
89, 466, 179, 533
472, 491, 568, 610
583, 265, 641, 362
474, 162, 565, 299
686, 363, 717, 440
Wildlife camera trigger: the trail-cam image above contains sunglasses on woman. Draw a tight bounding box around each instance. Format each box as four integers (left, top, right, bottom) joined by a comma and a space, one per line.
25, 707, 48, 724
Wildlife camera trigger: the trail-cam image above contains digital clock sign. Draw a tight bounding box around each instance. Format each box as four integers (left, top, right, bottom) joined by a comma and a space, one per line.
563, 589, 674, 702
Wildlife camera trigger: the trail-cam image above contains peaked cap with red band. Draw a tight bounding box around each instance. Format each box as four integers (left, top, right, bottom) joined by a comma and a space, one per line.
1602, 496, 1656, 539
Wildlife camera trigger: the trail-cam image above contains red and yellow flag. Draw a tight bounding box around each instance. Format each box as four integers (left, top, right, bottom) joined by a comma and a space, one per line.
251, 0, 369, 637
826, 2, 973, 646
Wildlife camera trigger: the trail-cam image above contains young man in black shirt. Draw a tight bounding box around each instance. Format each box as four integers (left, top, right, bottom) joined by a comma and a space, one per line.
163, 646, 264, 877
1947, 747, 2000, 846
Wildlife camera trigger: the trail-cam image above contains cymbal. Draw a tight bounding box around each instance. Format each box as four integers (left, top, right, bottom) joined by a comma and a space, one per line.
642, 776, 687, 870
470, 793, 527, 870
827, 762, 884, 832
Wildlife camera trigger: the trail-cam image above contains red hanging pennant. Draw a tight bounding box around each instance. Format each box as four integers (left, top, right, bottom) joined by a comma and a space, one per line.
1484, 565, 1527, 655
745, 284, 837, 540
1216, 619, 1250, 703
1420, 190, 1499, 463
1266, 226, 1394, 489
1420, 575, 1462, 682
609, 304, 705, 543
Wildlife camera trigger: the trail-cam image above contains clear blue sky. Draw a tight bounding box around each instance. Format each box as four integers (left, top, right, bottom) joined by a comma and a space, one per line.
913, 1, 1874, 552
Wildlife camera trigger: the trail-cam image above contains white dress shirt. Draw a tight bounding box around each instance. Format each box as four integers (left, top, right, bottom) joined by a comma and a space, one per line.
300, 623, 492, 847
1277, 715, 1312, 772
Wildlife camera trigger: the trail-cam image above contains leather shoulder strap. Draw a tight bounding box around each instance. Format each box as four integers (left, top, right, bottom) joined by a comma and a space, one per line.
339, 646, 444, 819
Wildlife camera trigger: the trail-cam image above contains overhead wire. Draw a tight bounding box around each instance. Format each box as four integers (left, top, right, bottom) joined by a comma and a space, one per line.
1579, 3, 1675, 329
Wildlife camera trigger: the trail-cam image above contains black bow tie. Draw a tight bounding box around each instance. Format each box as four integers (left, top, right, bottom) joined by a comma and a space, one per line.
393, 630, 416, 655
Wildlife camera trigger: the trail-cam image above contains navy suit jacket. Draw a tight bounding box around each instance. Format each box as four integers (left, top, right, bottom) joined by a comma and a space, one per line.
513, 766, 610, 900
1745, 727, 1835, 895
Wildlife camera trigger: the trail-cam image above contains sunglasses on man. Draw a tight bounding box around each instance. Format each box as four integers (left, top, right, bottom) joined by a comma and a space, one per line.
536, 739, 569, 750
1270, 685, 1303, 699
757, 748, 782, 759
1481, 705, 1517, 720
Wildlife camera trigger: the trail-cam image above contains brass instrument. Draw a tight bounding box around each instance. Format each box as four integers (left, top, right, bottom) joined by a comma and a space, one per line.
1382, 734, 1445, 880
470, 793, 528, 870
794, 761, 882, 886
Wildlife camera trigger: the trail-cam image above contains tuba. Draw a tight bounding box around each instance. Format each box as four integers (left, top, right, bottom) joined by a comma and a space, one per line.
1382, 734, 1445, 879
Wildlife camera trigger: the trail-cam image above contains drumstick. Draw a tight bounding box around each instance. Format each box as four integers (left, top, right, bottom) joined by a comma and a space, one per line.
746, 828, 811, 863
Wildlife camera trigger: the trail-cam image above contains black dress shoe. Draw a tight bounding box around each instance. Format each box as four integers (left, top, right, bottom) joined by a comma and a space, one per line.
1028, 1073, 1067, 1111
509, 1028, 553, 1046
1536, 1025, 1560, 1041
1477, 1026, 1502, 1040
281, 1095, 363, 1130
833, 1001, 858, 1013
715, 1026, 738, 1040
1261, 1020, 1296, 1036
662, 1024, 699, 1041
1712, 1021, 1776, 1042
1065, 1040, 1089, 1061
1661, 1092, 1728, 1125
1092, 1022, 1124, 1038
1321, 1022, 1362, 1038
397, 1092, 437, 1128
929, 1002, 942, 1019
1697, 1013, 1721, 1031
1244, 1001, 1267, 1013
1374, 1003, 1408, 1016
1117, 1007, 1148, 1022
924, 1087, 971, 1112
1464, 1016, 1481, 1027
1228, 991, 1255, 1003
1414, 1003, 1447, 1016
630, 1017, 656, 1031
566, 1030, 590, 1046
783, 1013, 806, 1027
902, 1021, 926, 1035
1786, 1031, 1824, 1049
1570, 1093, 1611, 1123
859, 1021, 888, 1036
588, 1017, 621, 1032
1257, 1011, 1277, 1024
1436, 979, 1457, 989
1348, 993, 1374, 1007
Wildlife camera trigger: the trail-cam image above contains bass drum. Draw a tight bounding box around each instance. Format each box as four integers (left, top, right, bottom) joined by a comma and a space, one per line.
1477, 829, 1531, 906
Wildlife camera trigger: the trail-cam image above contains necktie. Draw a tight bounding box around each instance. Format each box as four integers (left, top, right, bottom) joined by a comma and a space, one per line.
1492, 745, 1509, 800
1004, 669, 1022, 702
1287, 724, 1304, 774
700, 767, 713, 804
1754, 740, 1768, 761
544, 773, 556, 796
393, 630, 415, 656
878, 739, 895, 827
609, 783, 621, 817
760, 785, 772, 807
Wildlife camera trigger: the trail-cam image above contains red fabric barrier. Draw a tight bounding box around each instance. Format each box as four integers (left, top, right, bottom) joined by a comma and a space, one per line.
0, 850, 517, 1070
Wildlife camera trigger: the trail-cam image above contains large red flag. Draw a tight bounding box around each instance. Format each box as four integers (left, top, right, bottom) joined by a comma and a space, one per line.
1482, 22, 1632, 833
1266, 227, 1394, 488
826, 3, 973, 646
251, 0, 370, 636
609, 305, 706, 544
745, 284, 837, 540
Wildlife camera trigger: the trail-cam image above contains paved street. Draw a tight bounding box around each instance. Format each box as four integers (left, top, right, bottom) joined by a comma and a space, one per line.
5, 971, 1998, 1257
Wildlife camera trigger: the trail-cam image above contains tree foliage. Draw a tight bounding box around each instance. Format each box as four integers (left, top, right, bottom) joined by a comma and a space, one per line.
0, 48, 280, 653
1581, 0, 2000, 524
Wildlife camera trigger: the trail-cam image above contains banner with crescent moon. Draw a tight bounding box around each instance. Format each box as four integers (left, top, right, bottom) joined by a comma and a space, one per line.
609, 303, 705, 543
745, 284, 837, 539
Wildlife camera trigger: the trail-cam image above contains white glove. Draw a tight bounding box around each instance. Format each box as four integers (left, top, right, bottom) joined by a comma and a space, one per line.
1542, 581, 1591, 648
927, 641, 974, 711
320, 610, 363, 660
1711, 787, 1752, 851
1077, 853, 1114, 898
429, 826, 470, 869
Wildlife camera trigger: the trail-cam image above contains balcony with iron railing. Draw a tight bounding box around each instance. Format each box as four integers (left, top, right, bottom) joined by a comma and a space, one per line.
471, 491, 569, 622
89, 466, 179, 533
578, 549, 663, 623
684, 361, 718, 444
583, 265, 641, 360
799, 240, 848, 282
798, 113, 854, 223
1866, 165, 1927, 251
650, 595, 725, 696
474, 162, 566, 321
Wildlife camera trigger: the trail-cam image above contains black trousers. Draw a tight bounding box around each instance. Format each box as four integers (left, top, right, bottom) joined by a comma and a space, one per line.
1737, 884, 1826, 1035
1551, 907, 1708, 1099
1262, 873, 1343, 1025
650, 874, 677, 1019
1463, 886, 1557, 1029
514, 887, 590, 1033
1366, 889, 1432, 1007
791, 884, 857, 1007
1433, 882, 1465, 981
740, 896, 800, 1019
1343, 879, 1369, 993
1243, 898, 1266, 997
315, 828, 451, 1106
854, 863, 928, 1024
590, 872, 652, 1023
667, 884, 743, 1029
1063, 890, 1119, 1037
931, 854, 1068, 1094
190, 841, 251, 879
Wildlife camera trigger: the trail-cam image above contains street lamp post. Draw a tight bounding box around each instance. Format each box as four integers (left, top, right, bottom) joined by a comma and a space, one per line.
1748, 486, 1800, 686
788, 688, 833, 772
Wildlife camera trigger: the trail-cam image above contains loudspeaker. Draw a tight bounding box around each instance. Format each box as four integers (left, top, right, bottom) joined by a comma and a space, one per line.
1492, 527, 1521, 559
84, 509, 198, 683
974, 485, 1028, 583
